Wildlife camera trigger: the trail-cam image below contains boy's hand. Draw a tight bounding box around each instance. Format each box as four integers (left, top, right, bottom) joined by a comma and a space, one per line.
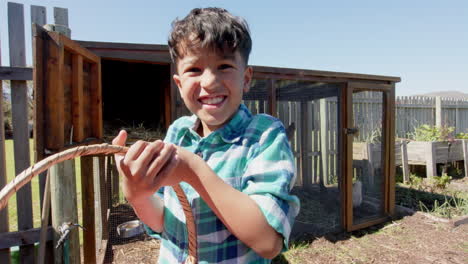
112, 130, 182, 204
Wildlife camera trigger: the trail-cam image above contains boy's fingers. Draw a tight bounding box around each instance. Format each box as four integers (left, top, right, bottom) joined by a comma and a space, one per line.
154, 154, 179, 186
112, 130, 127, 147
146, 143, 176, 180
135, 140, 164, 171
124, 140, 148, 161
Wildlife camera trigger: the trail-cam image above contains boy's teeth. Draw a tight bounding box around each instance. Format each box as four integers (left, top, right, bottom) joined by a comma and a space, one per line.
200, 97, 223, 104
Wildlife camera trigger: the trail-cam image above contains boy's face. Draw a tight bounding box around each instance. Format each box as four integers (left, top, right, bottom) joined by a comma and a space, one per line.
173, 47, 253, 137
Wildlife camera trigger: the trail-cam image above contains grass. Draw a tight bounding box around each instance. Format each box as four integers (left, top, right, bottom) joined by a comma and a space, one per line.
4, 139, 85, 262
4, 139, 83, 231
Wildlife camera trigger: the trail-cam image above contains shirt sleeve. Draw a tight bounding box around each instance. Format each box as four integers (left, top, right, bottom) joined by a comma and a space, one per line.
241, 118, 300, 250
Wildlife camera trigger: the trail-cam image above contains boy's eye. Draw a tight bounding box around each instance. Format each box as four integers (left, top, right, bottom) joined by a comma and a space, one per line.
218, 64, 233, 70
186, 67, 201, 73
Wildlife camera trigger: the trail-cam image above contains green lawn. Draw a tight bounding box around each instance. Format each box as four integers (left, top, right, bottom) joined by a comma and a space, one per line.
4, 139, 83, 232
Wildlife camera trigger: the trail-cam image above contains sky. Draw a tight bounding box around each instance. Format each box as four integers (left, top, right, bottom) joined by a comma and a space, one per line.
0, 0, 467, 96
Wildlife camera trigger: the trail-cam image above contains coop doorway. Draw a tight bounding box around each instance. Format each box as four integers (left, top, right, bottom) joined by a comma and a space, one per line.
101, 59, 171, 141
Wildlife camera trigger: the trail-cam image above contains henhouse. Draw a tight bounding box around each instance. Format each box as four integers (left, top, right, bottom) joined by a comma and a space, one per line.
31, 25, 400, 261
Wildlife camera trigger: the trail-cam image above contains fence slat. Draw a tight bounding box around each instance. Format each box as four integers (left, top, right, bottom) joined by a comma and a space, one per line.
8, 3, 35, 262
0, 54, 10, 264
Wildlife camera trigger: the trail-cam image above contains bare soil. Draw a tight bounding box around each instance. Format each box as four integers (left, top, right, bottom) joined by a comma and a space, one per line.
105, 204, 467, 264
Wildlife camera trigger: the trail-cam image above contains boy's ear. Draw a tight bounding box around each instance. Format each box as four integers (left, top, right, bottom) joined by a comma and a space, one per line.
173, 74, 182, 91
243, 66, 253, 93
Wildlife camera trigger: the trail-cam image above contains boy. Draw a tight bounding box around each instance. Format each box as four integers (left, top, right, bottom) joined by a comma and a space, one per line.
113, 7, 299, 263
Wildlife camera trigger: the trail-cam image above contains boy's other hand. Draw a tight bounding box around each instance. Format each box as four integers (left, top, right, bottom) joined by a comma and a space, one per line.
112, 130, 181, 204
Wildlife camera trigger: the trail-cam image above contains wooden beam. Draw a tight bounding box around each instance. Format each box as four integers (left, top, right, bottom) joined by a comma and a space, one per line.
90, 61, 103, 138
0, 46, 10, 264
435, 96, 442, 128
252, 65, 401, 83
60, 35, 100, 63
0, 66, 32, 80
400, 141, 410, 183
0, 227, 54, 249
267, 79, 276, 116
44, 31, 65, 151
8, 3, 35, 262
387, 87, 396, 215
344, 84, 354, 230
81, 156, 97, 264
463, 140, 468, 178
50, 161, 80, 264
72, 54, 85, 141
425, 142, 437, 178
348, 82, 392, 92
320, 99, 329, 185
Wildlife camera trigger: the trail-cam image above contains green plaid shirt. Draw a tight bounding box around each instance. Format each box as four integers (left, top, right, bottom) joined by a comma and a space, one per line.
145, 104, 300, 263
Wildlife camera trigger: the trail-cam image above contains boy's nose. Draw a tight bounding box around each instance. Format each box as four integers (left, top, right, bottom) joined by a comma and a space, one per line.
200, 70, 217, 90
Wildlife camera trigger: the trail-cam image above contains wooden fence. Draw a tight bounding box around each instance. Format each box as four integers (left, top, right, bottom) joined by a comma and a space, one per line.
245, 90, 468, 186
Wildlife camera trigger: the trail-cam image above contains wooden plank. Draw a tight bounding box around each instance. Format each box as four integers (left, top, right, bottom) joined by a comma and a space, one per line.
31, 5, 46, 26
463, 140, 468, 178
386, 88, 396, 215
252, 65, 401, 83
400, 141, 410, 183
72, 54, 85, 141
0, 61, 10, 264
344, 84, 354, 230
81, 156, 97, 264
44, 30, 65, 151
0, 227, 54, 249
60, 35, 100, 63
0, 66, 32, 80
93, 157, 103, 253
8, 3, 35, 262
435, 96, 442, 128
90, 61, 103, 138
53, 7, 69, 26
50, 161, 80, 264
300, 101, 311, 190
425, 142, 437, 178
267, 79, 276, 116
31, 2, 47, 210
37, 171, 51, 264
320, 99, 329, 185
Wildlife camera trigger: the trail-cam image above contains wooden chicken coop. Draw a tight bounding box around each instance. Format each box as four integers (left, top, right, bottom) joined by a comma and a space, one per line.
32, 26, 400, 261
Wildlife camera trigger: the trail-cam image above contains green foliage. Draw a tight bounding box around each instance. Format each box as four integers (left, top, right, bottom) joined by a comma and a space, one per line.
456, 132, 468, 139
409, 173, 423, 189
429, 174, 452, 189
364, 127, 382, 144
409, 124, 455, 142
419, 194, 468, 219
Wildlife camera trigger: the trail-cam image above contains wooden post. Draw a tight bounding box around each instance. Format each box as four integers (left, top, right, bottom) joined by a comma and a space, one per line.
0, 35, 10, 264
426, 142, 437, 178
320, 98, 329, 185
267, 79, 276, 117
400, 141, 410, 183
435, 96, 442, 128
44, 7, 81, 264
50, 161, 80, 264
300, 101, 312, 190
8, 3, 35, 262
366, 143, 375, 186
80, 157, 96, 264
463, 140, 468, 178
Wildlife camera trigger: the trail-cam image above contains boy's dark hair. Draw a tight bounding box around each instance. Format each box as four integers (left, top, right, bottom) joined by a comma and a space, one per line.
168, 7, 252, 65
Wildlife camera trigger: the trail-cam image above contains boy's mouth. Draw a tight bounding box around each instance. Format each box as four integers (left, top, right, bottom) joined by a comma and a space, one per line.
198, 96, 226, 106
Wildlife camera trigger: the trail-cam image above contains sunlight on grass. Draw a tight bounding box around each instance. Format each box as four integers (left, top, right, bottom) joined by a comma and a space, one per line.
4, 139, 83, 237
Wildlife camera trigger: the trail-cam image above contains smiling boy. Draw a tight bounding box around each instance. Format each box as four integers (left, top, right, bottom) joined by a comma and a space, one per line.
113, 7, 299, 263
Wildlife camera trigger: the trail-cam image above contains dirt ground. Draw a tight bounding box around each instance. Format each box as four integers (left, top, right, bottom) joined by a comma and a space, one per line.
104, 207, 467, 264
